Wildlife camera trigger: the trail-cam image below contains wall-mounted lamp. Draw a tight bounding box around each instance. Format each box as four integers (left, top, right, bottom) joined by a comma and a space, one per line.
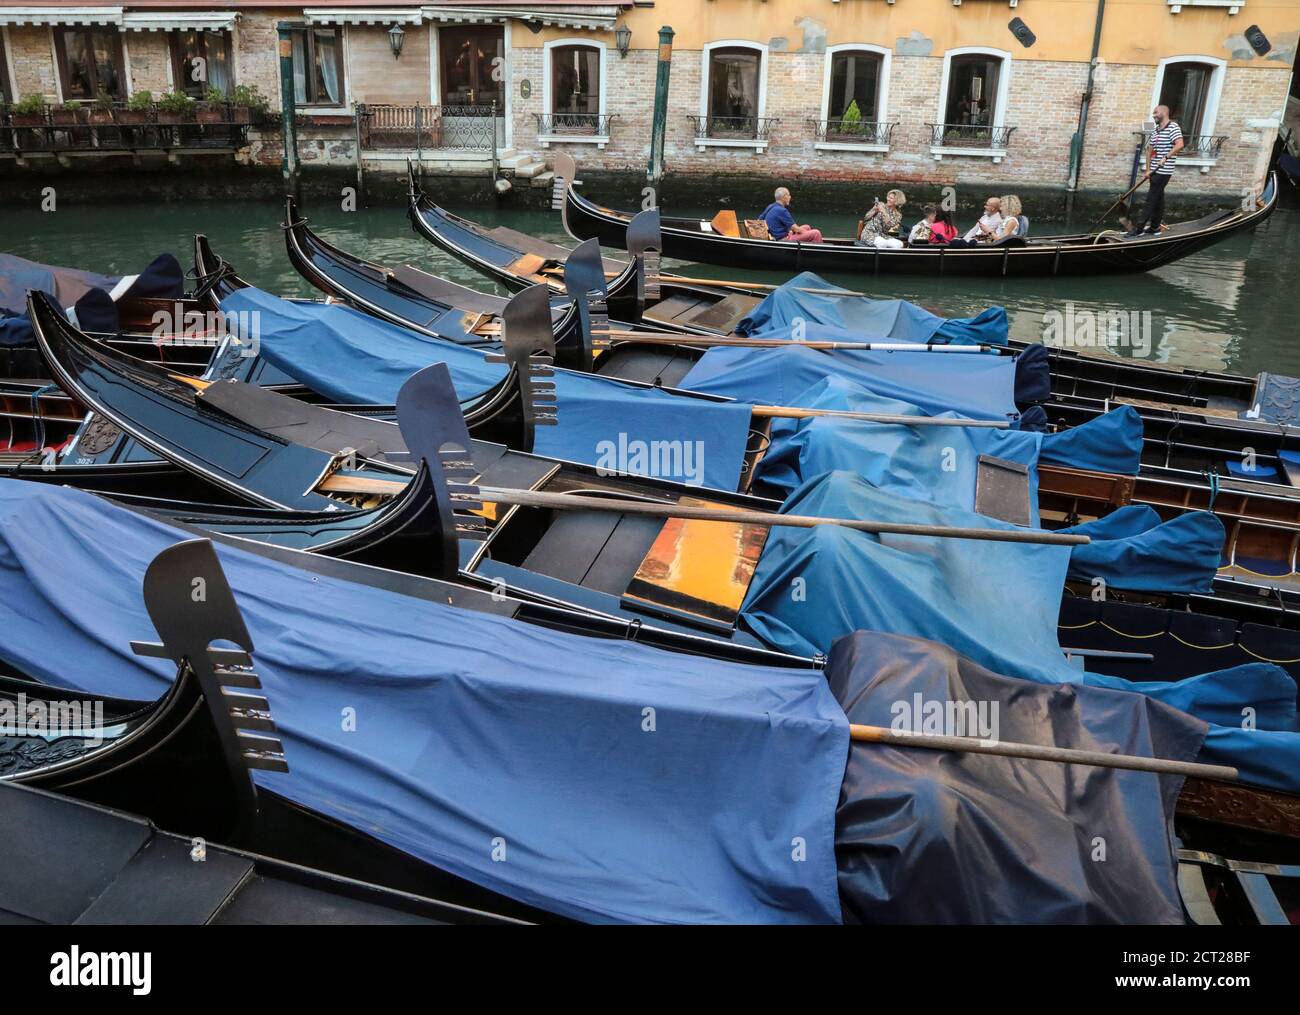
1245, 25, 1271, 57
388, 23, 406, 59
615, 24, 632, 59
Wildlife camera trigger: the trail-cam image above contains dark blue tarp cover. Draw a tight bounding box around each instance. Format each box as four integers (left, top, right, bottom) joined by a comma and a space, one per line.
1063, 506, 1225, 593
220, 288, 750, 490
735, 272, 1009, 346
0, 481, 848, 924
830, 631, 1203, 924
681, 343, 1018, 422
0, 253, 119, 348
1040, 404, 1143, 475
741, 471, 1300, 792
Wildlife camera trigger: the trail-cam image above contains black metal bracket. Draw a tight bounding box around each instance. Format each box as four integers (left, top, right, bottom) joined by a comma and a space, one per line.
626, 208, 662, 311
562, 237, 607, 373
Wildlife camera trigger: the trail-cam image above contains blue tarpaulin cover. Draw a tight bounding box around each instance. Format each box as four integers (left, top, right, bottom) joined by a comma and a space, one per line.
219, 288, 750, 490
829, 631, 1203, 924
0, 253, 119, 348
1040, 404, 1143, 475
735, 272, 1009, 346
681, 343, 1018, 422
741, 471, 1300, 792
0, 480, 848, 924
1062, 506, 1225, 593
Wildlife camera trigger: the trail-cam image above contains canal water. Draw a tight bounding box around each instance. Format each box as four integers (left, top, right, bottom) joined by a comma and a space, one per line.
4, 195, 1296, 377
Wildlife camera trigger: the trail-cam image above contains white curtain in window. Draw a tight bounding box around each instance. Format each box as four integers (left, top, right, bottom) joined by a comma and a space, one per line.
315, 30, 340, 104
205, 31, 231, 94
292, 31, 307, 104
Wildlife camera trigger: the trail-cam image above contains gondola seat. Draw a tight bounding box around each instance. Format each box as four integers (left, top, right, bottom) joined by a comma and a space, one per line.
743, 220, 771, 241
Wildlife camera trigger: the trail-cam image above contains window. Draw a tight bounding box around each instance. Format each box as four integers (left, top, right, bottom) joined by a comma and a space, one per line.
290, 27, 344, 106
944, 54, 1001, 127
552, 44, 599, 115
708, 47, 760, 123
172, 30, 234, 98
829, 50, 882, 123
53, 26, 127, 101
816, 45, 892, 149
1159, 62, 1214, 137
932, 47, 1013, 159
439, 25, 503, 109
539, 40, 608, 144
694, 41, 770, 147
1150, 56, 1226, 164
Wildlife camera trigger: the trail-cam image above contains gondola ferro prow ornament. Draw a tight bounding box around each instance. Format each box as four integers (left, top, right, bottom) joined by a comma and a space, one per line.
396, 363, 489, 574
551, 152, 577, 216
626, 207, 663, 307
562, 238, 608, 373
130, 538, 286, 841
482, 283, 557, 453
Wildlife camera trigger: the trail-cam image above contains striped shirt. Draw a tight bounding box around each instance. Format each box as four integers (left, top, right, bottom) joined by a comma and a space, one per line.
1149, 121, 1183, 175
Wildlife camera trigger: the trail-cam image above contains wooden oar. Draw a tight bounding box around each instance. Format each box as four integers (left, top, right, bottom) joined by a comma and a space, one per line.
752, 406, 1009, 428
319, 477, 1085, 544
850, 724, 1237, 781
588, 329, 1000, 353
477, 487, 1088, 546
1092, 152, 1173, 226
598, 270, 881, 299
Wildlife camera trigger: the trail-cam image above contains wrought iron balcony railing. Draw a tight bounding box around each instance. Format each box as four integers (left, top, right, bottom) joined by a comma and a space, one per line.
1, 104, 253, 154
535, 113, 617, 138
1133, 130, 1228, 161
927, 123, 1016, 149
808, 118, 897, 146
687, 115, 779, 142
358, 103, 502, 152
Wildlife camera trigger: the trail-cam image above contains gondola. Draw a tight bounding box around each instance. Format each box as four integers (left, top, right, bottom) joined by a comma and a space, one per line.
3, 409, 1298, 925
552, 152, 1281, 278
407, 167, 1284, 420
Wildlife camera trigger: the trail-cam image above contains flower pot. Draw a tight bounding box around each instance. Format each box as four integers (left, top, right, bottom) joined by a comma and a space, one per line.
88, 111, 114, 126
197, 105, 224, 124
50, 109, 85, 125
117, 109, 148, 124
157, 112, 184, 125
232, 107, 251, 124
11, 113, 46, 127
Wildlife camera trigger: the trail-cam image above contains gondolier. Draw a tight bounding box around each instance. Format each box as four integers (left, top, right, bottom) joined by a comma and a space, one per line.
1126, 105, 1185, 237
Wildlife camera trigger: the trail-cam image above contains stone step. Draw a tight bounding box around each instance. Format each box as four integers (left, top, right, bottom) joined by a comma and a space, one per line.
514, 159, 548, 180
530, 171, 555, 189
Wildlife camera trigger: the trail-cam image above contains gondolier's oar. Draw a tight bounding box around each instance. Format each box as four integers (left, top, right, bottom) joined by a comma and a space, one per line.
475, 487, 1088, 546
586, 330, 1002, 353
1092, 152, 1173, 226
591, 270, 885, 300
850, 724, 1237, 781
751, 406, 1010, 428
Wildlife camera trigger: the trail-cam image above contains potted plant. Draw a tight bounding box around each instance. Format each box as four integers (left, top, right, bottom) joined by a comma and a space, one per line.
11, 94, 48, 127
197, 86, 226, 124
117, 90, 151, 125
156, 90, 194, 125
230, 84, 266, 125
84, 89, 114, 127
50, 99, 84, 126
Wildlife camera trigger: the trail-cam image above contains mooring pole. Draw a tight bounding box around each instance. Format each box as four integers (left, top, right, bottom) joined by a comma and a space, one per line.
277, 23, 300, 197
646, 26, 675, 189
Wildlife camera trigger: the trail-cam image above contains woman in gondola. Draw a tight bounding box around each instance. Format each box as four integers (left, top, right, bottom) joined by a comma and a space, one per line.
857, 189, 906, 248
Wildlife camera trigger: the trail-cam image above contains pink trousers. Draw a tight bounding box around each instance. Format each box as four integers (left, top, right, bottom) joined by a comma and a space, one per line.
783, 226, 824, 244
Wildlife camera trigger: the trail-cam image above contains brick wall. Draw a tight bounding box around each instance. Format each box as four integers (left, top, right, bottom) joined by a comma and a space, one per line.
348, 25, 429, 105
125, 32, 172, 96
6, 25, 58, 100
234, 12, 282, 111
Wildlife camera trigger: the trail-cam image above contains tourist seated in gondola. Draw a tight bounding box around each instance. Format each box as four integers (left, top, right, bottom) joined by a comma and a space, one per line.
907, 205, 939, 245
961, 196, 1004, 243
930, 208, 959, 245
856, 190, 906, 248
990, 195, 1028, 244
757, 187, 824, 243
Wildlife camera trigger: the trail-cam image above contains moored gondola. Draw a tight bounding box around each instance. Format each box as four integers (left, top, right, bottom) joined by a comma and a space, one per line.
553, 152, 1281, 278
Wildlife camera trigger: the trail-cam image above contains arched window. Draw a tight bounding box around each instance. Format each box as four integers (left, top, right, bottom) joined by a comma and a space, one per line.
696, 41, 770, 147
933, 47, 1014, 159
540, 39, 608, 144
818, 45, 892, 148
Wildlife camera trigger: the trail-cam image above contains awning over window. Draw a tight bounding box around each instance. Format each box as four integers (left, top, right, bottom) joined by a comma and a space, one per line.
423, 6, 620, 30
0, 6, 123, 25
0, 7, 236, 30
303, 7, 424, 26
121, 11, 238, 32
